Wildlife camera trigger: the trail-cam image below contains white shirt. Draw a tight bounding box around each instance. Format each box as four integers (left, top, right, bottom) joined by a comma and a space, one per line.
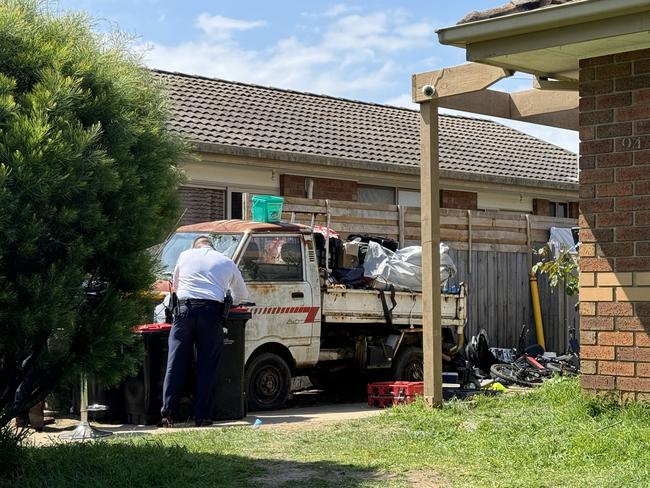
173, 247, 249, 303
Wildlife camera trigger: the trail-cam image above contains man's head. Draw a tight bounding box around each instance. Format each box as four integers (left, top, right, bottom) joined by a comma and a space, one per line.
192, 236, 213, 249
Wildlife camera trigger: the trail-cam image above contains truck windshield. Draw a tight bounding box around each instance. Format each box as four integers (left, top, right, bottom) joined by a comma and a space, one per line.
159, 233, 242, 277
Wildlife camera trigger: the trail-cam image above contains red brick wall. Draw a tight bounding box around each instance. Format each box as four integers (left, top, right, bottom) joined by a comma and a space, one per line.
280, 174, 306, 197
440, 190, 477, 210
280, 174, 357, 201
579, 48, 650, 401
533, 198, 550, 216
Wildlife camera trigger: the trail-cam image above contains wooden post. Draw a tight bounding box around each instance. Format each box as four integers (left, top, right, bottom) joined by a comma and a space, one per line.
467, 209, 473, 274
419, 100, 443, 407
398, 205, 405, 248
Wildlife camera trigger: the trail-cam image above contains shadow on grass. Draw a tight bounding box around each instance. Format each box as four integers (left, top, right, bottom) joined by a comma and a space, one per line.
2, 437, 390, 488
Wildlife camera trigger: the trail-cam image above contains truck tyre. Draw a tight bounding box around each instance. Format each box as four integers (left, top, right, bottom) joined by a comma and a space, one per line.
392, 346, 424, 381
245, 352, 291, 411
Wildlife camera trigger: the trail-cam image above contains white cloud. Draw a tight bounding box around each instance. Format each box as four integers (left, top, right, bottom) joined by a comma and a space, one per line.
142, 10, 433, 100
323, 4, 353, 17
195, 13, 266, 40
384, 93, 417, 109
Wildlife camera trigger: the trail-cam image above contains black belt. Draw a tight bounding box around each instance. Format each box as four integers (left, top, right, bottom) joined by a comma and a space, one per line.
183, 299, 224, 306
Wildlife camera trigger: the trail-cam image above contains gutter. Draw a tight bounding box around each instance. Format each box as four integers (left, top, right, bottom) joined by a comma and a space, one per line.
437, 0, 650, 47
193, 141, 578, 193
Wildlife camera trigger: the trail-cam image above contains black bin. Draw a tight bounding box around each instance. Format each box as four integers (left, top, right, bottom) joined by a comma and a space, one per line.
124, 308, 251, 425
212, 308, 250, 420
124, 324, 171, 425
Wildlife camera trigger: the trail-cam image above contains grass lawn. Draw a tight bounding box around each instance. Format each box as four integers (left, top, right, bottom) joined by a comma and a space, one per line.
4, 378, 650, 488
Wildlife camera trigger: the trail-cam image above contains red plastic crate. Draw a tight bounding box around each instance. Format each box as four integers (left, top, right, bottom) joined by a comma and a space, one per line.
367, 381, 423, 408
368, 394, 418, 408
367, 381, 424, 398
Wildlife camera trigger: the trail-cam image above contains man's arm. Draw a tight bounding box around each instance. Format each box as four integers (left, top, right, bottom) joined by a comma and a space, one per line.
229, 262, 249, 304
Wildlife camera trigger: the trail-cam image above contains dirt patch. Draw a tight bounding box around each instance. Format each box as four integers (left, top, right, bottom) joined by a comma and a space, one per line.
406, 469, 448, 488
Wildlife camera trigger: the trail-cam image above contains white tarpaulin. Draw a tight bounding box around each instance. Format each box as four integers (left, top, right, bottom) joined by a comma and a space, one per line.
363, 241, 456, 291
548, 227, 578, 258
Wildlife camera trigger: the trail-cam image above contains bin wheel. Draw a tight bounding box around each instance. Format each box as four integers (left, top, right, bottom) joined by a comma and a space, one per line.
245, 352, 291, 411
392, 346, 424, 381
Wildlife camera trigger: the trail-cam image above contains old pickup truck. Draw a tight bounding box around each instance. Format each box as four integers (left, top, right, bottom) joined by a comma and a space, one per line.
155, 220, 468, 410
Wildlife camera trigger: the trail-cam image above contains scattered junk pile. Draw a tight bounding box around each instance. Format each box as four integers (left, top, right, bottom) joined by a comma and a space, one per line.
356, 222, 581, 406
463, 225, 581, 390
311, 226, 491, 405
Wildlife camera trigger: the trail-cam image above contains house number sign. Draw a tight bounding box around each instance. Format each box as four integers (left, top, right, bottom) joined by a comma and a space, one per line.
622, 137, 641, 150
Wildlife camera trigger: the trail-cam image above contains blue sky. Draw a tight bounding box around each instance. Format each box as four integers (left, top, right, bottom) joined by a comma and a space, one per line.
54, 0, 578, 152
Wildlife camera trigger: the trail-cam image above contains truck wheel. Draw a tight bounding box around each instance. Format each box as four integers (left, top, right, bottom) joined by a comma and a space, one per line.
392, 346, 424, 381
245, 352, 291, 411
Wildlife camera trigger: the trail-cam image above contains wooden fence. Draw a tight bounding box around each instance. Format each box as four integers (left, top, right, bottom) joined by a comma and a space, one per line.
253, 196, 579, 352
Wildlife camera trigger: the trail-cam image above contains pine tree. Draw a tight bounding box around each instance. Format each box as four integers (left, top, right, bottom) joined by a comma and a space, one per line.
0, 0, 183, 426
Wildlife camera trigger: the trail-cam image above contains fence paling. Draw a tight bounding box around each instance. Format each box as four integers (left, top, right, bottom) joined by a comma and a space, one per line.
281, 196, 576, 253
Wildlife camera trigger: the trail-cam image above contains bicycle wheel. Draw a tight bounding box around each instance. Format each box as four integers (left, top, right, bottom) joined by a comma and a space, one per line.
490, 363, 543, 387
545, 359, 579, 376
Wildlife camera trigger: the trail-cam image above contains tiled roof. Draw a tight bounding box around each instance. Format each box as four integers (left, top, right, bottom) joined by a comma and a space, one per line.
458, 0, 580, 24
153, 70, 578, 186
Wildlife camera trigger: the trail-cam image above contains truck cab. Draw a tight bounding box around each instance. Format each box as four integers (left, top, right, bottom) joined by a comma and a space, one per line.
158, 220, 322, 410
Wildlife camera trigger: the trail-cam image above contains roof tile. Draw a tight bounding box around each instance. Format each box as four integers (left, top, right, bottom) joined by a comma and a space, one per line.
153, 70, 578, 185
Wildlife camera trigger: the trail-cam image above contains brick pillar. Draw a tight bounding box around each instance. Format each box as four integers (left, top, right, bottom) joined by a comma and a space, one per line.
579, 48, 650, 401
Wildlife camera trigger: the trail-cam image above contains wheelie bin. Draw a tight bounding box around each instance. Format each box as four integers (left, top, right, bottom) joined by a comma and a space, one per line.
124, 307, 251, 424
212, 307, 250, 420
124, 323, 172, 425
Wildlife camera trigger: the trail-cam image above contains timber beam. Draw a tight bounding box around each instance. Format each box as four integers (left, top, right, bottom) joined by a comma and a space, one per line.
412, 63, 513, 103
413, 63, 578, 130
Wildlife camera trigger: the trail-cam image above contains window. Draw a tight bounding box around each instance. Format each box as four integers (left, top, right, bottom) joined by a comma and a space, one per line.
550, 202, 569, 218
239, 236, 303, 282
159, 233, 242, 277
357, 185, 395, 204
398, 189, 420, 207
230, 191, 243, 219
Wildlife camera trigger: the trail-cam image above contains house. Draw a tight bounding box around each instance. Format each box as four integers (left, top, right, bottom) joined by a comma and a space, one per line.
437, 0, 650, 400
153, 70, 578, 226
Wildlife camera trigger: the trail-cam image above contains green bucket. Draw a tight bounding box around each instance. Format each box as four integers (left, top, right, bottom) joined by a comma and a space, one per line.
251, 195, 284, 223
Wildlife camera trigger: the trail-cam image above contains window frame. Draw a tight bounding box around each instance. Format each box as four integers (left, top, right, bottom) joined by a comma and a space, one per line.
237, 233, 305, 283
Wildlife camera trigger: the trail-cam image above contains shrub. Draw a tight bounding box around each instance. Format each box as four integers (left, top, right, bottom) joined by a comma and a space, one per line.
0, 0, 184, 427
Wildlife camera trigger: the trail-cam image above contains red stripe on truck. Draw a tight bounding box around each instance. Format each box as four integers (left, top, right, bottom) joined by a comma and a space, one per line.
248, 306, 319, 323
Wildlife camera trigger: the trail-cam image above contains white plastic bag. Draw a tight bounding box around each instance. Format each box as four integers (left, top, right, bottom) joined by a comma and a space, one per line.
363, 242, 456, 291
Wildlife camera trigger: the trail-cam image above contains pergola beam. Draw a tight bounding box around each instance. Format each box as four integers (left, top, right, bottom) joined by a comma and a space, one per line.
438, 88, 578, 130
412, 63, 513, 103
412, 62, 578, 409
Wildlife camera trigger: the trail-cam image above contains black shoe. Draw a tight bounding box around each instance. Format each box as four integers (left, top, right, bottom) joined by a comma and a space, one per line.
158, 417, 173, 428
195, 419, 213, 427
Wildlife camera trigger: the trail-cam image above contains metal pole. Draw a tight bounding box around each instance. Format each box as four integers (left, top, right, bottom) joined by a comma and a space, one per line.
59, 372, 112, 441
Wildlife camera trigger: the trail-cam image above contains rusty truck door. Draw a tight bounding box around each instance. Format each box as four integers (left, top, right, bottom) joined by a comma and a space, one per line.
238, 234, 316, 365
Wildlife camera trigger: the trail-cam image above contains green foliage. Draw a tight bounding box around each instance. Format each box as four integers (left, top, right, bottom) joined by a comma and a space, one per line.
0, 424, 28, 480
532, 245, 579, 296
0, 0, 184, 426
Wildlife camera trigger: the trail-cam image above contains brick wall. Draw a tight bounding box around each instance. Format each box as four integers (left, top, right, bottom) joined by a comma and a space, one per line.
280, 174, 358, 201
440, 189, 477, 209
579, 48, 650, 401
533, 198, 550, 216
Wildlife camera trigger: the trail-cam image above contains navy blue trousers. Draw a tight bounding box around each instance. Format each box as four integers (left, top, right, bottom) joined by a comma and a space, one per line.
161, 301, 224, 420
